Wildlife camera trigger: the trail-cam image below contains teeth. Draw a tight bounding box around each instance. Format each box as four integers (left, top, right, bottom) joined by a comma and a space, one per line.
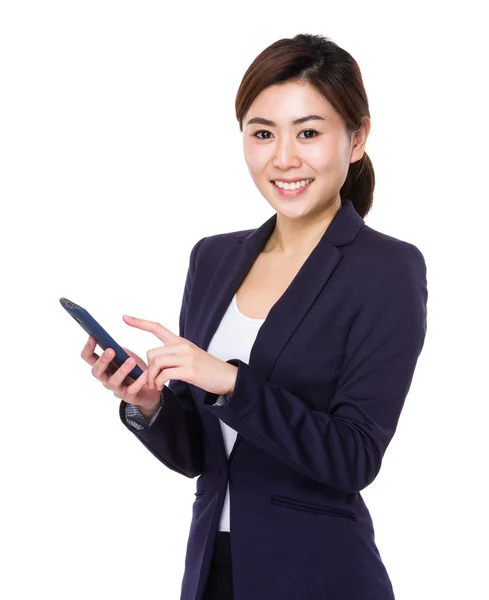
273, 178, 314, 190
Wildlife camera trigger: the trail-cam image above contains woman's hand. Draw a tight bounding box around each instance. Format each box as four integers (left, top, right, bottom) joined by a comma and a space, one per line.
122, 314, 238, 396
81, 336, 161, 413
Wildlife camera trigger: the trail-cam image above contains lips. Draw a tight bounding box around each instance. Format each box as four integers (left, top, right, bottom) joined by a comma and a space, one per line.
270, 179, 314, 198
271, 178, 314, 185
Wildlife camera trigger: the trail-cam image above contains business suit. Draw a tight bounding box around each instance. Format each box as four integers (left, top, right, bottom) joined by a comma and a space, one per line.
119, 198, 428, 599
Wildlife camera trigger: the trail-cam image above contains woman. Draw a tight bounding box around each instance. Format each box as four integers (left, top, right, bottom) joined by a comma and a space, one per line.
82, 33, 428, 600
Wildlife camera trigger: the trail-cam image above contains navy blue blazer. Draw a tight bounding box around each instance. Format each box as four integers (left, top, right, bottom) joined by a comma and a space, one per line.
119, 198, 428, 600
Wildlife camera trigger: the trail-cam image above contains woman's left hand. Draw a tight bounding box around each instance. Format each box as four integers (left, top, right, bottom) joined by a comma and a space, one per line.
122, 314, 238, 396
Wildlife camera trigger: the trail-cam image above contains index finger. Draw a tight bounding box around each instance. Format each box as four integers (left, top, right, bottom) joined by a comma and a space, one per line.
81, 335, 99, 364
123, 315, 178, 343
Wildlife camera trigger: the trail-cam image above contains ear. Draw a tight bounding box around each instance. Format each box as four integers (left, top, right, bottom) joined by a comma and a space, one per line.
350, 115, 371, 164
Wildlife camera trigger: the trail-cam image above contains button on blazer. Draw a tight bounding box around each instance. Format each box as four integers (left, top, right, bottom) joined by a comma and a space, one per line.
120, 198, 428, 600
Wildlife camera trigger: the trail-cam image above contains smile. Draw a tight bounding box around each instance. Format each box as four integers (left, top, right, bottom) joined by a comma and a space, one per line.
271, 178, 314, 198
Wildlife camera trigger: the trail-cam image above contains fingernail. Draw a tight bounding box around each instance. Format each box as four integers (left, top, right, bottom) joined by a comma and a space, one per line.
105, 349, 113, 358
126, 358, 135, 367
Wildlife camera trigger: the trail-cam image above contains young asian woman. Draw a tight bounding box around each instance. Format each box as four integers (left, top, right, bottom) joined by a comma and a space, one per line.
85, 33, 428, 600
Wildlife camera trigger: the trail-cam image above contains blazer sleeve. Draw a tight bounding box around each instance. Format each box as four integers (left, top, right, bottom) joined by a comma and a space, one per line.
203, 243, 428, 494
119, 237, 207, 479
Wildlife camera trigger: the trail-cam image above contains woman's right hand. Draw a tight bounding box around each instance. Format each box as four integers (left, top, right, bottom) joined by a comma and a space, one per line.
81, 335, 161, 418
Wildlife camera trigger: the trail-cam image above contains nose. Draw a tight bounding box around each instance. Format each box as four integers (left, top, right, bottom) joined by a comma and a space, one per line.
272, 135, 301, 170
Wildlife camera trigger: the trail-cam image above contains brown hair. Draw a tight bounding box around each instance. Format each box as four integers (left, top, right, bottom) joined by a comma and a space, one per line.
235, 34, 374, 218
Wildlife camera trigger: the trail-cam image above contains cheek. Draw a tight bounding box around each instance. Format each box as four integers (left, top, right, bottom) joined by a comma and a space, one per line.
307, 139, 344, 172
243, 141, 271, 173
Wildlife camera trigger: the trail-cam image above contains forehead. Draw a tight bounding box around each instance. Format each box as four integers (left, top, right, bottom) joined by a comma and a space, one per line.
245, 80, 338, 126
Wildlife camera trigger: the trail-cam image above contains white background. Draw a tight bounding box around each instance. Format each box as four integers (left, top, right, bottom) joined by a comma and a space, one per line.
1, 1, 487, 598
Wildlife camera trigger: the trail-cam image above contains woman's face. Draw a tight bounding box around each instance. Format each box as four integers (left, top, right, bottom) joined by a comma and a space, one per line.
242, 80, 368, 221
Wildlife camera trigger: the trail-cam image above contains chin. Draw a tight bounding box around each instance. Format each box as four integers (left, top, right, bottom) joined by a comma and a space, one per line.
274, 204, 313, 220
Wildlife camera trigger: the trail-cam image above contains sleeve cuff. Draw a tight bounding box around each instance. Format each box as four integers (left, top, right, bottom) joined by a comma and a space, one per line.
204, 358, 240, 406
213, 393, 232, 407
124, 389, 165, 429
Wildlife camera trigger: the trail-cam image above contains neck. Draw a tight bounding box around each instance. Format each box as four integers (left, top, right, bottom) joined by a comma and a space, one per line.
264, 197, 342, 259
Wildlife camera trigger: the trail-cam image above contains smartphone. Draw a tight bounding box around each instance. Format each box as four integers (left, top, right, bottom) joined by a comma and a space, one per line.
60, 297, 144, 381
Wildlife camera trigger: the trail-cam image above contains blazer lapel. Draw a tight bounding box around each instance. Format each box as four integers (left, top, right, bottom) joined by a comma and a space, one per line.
190, 199, 365, 465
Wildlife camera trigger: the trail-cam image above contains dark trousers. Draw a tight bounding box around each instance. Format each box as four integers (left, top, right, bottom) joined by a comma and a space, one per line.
202, 531, 234, 600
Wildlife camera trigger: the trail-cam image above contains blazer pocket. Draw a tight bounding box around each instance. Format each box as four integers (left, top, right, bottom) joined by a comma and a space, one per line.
271, 495, 356, 522
194, 490, 205, 498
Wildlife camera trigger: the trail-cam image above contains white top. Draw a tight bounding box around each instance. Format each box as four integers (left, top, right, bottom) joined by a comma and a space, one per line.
206, 293, 265, 531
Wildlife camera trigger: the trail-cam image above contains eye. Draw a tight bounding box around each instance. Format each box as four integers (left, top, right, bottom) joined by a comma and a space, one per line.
253, 130, 273, 140
298, 129, 319, 139
252, 129, 319, 140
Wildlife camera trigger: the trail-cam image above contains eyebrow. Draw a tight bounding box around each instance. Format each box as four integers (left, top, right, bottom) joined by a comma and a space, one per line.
245, 114, 326, 128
